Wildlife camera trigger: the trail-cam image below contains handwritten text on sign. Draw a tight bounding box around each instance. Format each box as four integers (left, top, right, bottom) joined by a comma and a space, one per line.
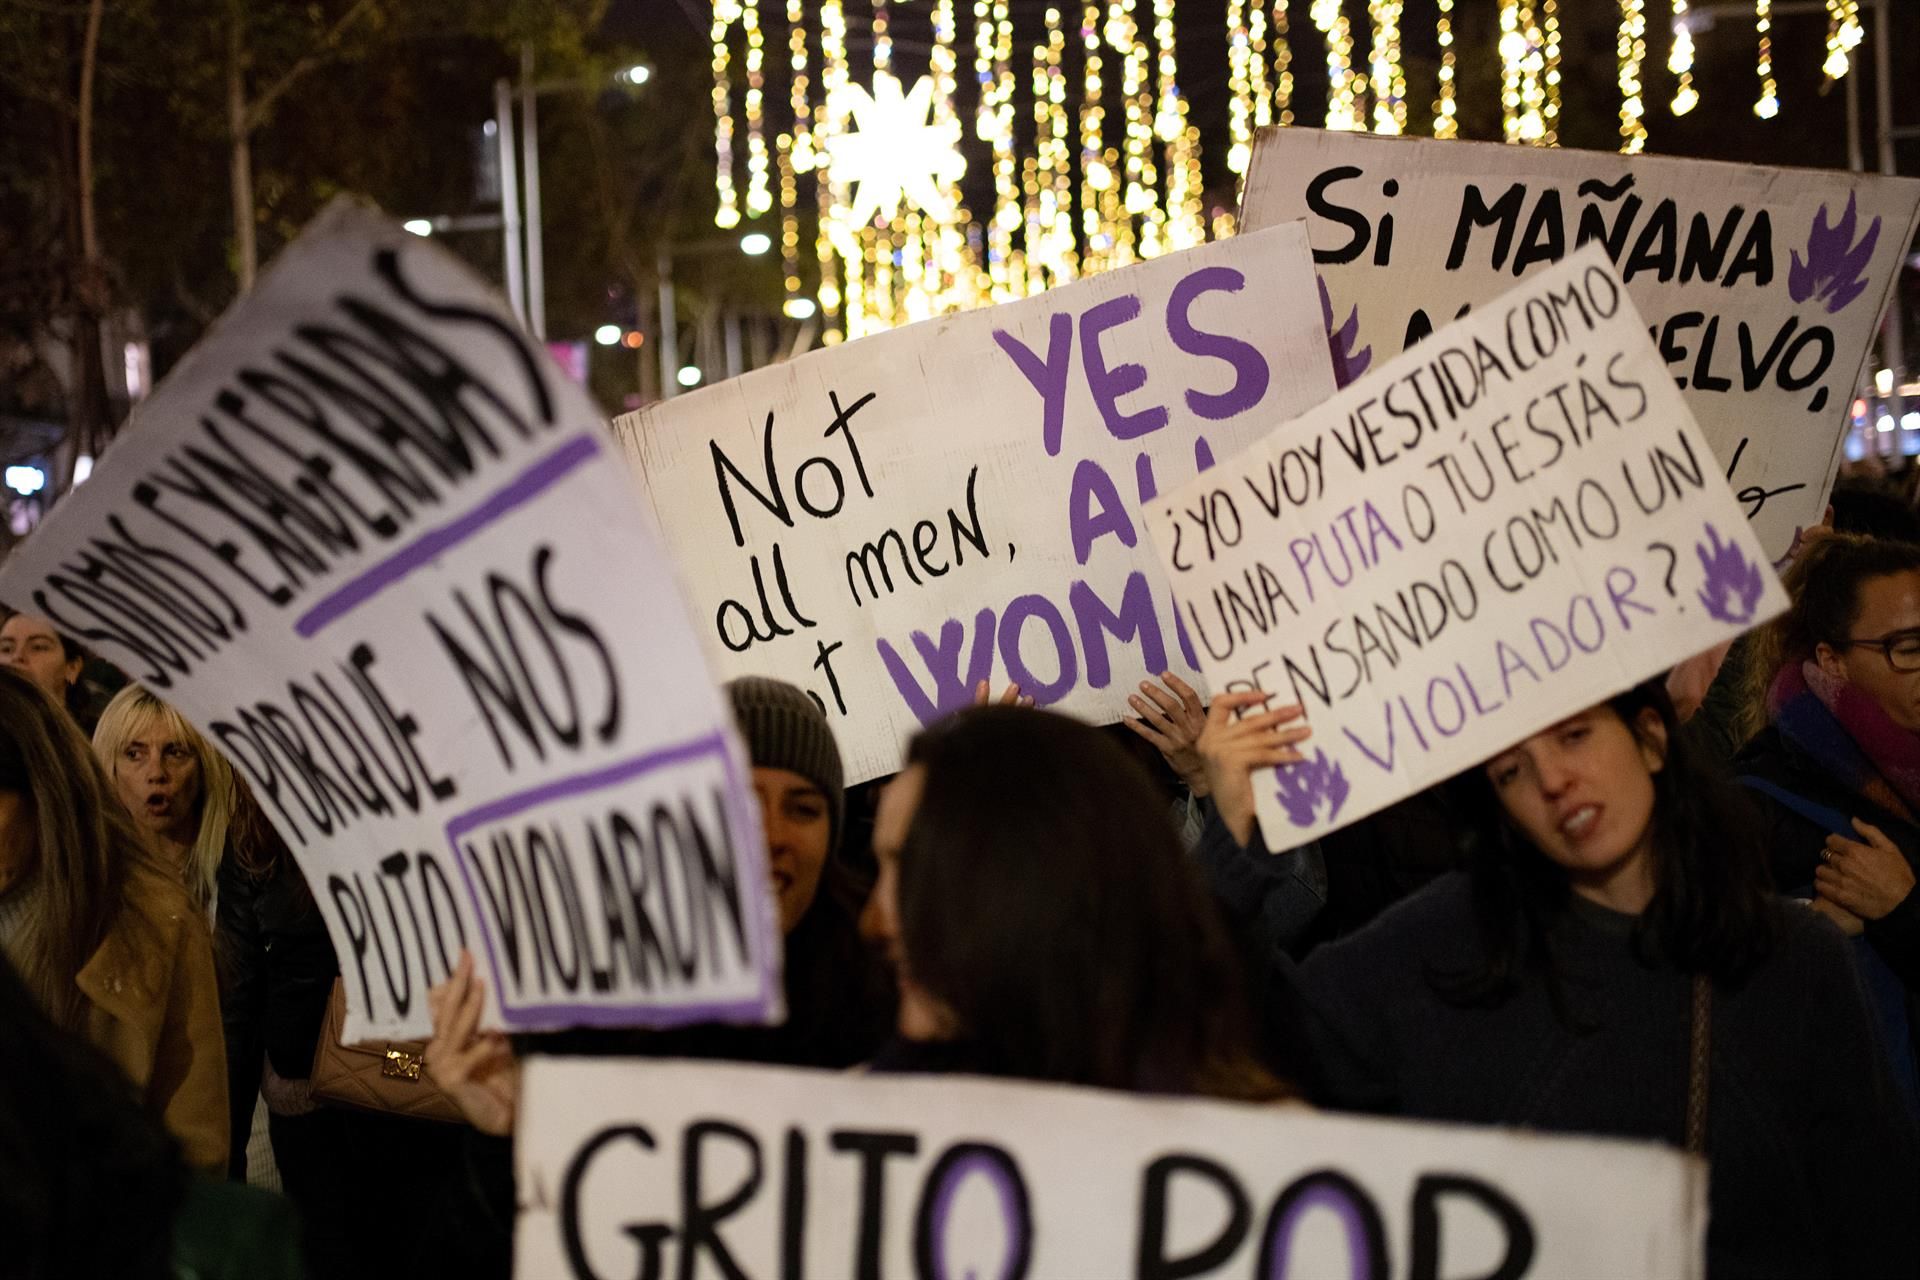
1146, 249, 1787, 848
614, 225, 1335, 783
1240, 128, 1920, 562
515, 1058, 1704, 1279
0, 202, 781, 1040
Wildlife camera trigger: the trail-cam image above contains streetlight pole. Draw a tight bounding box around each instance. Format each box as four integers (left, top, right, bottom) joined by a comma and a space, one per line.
520, 45, 547, 340
657, 247, 680, 400
493, 77, 526, 325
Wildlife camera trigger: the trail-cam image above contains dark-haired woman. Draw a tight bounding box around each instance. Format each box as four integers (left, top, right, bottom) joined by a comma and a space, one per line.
1200, 682, 1917, 1280
1735, 530, 1920, 1103
0, 668, 228, 1172
0, 611, 89, 727
860, 705, 1287, 1099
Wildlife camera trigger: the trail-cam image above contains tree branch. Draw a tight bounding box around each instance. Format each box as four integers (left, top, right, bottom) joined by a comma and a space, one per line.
241, 0, 380, 132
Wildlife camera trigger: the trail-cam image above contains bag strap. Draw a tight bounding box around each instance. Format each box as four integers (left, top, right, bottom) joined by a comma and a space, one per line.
1686, 972, 1712, 1156
1736, 774, 1854, 838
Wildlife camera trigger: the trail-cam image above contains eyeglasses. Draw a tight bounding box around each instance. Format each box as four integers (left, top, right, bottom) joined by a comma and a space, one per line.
1839, 630, 1920, 672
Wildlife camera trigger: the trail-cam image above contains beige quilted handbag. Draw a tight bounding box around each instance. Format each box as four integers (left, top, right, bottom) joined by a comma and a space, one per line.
308, 978, 467, 1125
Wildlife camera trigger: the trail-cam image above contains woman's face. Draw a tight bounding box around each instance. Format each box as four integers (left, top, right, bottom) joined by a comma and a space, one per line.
1817, 570, 1920, 732
112, 717, 203, 849
0, 788, 33, 894
0, 615, 80, 708
861, 765, 957, 1041
1484, 705, 1666, 907
753, 766, 831, 934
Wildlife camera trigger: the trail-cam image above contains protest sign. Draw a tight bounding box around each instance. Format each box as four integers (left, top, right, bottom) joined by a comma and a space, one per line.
0, 200, 781, 1041
613, 224, 1335, 782
515, 1057, 1705, 1279
1143, 247, 1787, 848
1239, 127, 1920, 562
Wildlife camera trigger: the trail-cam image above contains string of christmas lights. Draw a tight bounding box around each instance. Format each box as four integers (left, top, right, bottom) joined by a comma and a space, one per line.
1542, 0, 1561, 144
706, 1, 1867, 339
1272, 0, 1294, 127
711, 0, 740, 229
1619, 0, 1649, 153
1755, 0, 1778, 118
1310, 0, 1364, 131
1823, 0, 1862, 81
1669, 0, 1698, 115
742, 0, 771, 216
1367, 0, 1407, 136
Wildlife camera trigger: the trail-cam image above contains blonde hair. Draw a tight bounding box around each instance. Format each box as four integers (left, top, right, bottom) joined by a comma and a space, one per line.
92, 685, 236, 914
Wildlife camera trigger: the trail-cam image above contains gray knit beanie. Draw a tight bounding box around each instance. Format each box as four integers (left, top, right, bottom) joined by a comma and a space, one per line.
726, 676, 846, 854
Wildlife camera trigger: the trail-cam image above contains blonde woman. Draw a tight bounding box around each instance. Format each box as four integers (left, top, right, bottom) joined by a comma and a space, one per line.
0, 668, 227, 1171
92, 684, 237, 916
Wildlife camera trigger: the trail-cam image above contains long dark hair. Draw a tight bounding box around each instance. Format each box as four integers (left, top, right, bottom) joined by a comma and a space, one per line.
0, 668, 152, 1029
1443, 680, 1776, 1009
899, 706, 1287, 1099
1740, 530, 1920, 740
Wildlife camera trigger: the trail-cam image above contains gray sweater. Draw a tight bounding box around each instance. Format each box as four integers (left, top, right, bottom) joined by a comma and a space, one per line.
1290, 873, 1919, 1280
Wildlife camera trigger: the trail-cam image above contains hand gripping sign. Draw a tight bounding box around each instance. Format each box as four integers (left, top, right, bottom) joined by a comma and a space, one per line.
1144, 247, 1787, 849
0, 200, 781, 1041
612, 223, 1337, 784
1239, 127, 1920, 565
515, 1057, 1705, 1279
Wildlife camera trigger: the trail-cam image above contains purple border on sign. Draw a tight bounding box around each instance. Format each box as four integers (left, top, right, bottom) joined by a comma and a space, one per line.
444, 729, 780, 1030
294, 431, 602, 637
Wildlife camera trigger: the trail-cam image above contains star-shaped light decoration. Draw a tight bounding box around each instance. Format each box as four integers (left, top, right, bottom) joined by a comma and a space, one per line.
823, 70, 966, 230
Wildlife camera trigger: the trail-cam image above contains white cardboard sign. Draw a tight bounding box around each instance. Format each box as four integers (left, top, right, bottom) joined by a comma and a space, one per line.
1240, 128, 1920, 562
0, 202, 781, 1041
515, 1057, 1706, 1278
1144, 248, 1787, 848
614, 225, 1336, 783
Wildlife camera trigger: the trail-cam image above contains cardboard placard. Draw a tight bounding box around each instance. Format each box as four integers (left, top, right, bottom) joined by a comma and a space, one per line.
1240, 128, 1920, 562
614, 225, 1336, 783
1144, 248, 1786, 847
515, 1057, 1705, 1278
0, 202, 781, 1040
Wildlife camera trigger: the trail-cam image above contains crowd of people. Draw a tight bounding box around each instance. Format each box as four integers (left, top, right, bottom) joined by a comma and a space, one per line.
4, 485, 1920, 1279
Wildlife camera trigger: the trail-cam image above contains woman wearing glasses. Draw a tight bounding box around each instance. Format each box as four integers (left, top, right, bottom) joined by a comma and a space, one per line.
1737, 529, 1920, 1111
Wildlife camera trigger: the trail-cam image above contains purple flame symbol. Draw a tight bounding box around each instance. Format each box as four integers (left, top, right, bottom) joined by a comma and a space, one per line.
1318, 277, 1372, 388
1273, 748, 1350, 828
1788, 192, 1881, 315
1695, 523, 1766, 625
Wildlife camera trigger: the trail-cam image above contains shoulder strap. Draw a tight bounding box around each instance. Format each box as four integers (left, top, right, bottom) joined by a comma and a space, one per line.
1736, 774, 1855, 838
1686, 972, 1712, 1156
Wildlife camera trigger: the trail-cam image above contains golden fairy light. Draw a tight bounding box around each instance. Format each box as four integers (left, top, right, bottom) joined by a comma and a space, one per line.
1367, 0, 1407, 135
1542, 0, 1561, 144
1823, 0, 1862, 82
711, 0, 740, 229
1311, 0, 1365, 131
1272, 0, 1295, 127
743, 0, 772, 215
1669, 0, 1698, 116
1618, 0, 1649, 153
1433, 0, 1458, 138
1227, 0, 1252, 173
1754, 0, 1779, 118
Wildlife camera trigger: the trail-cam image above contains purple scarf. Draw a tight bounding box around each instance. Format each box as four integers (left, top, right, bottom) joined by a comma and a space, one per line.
1769, 660, 1920, 822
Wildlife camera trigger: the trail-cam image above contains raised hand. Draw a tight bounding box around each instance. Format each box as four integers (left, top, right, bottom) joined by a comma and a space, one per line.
1195, 689, 1313, 849
425, 951, 521, 1138
1124, 671, 1212, 796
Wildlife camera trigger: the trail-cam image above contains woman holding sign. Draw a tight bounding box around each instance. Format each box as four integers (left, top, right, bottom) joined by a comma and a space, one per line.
0, 667, 228, 1173
1198, 680, 1918, 1280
